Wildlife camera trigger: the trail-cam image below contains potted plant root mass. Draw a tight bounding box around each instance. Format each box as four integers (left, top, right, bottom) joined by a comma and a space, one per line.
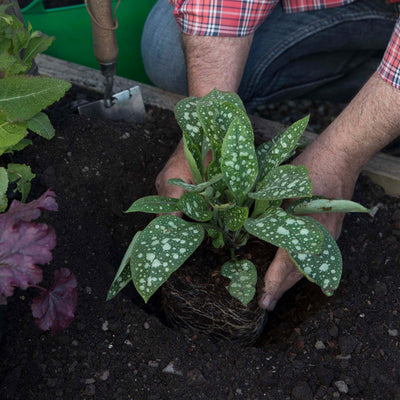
107, 89, 370, 345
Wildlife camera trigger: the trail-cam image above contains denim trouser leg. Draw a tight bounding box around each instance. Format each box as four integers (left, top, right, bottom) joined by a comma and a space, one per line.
141, 0, 398, 107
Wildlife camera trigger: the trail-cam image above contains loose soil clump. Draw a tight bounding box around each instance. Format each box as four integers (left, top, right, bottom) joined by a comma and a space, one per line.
0, 87, 399, 399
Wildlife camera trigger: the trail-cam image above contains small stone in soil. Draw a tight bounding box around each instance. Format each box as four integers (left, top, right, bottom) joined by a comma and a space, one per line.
339, 335, 358, 355
314, 340, 326, 350
99, 370, 110, 381
389, 329, 399, 337
334, 381, 349, 394
162, 361, 183, 376
148, 361, 159, 368
144, 322, 150, 330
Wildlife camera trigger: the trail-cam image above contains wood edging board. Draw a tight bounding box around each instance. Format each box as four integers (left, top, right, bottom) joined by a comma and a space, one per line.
36, 54, 400, 197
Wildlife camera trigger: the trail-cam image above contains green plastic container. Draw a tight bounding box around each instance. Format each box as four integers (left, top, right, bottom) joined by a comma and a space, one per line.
21, 0, 157, 84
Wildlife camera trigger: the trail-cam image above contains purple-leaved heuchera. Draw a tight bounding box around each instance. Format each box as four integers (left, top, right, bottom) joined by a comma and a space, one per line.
0, 189, 77, 334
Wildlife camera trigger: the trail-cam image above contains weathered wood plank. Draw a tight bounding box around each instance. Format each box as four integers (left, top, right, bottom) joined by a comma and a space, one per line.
36, 54, 400, 196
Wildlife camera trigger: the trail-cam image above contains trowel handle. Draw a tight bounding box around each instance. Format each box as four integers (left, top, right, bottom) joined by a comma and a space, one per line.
87, 0, 118, 64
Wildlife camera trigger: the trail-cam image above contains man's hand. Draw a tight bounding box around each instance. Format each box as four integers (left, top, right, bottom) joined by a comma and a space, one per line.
259, 72, 400, 310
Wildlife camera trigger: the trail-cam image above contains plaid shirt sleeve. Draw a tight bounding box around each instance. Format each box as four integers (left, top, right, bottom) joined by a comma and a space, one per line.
170, 0, 279, 36
378, 17, 400, 90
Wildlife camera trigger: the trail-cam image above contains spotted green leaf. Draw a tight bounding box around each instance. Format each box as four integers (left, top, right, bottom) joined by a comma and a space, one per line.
221, 117, 258, 205
27, 112, 55, 140
200, 88, 246, 111
222, 205, 249, 231
167, 173, 223, 193
130, 215, 204, 303
290, 198, 370, 215
125, 196, 179, 214
260, 116, 309, 175
289, 218, 342, 296
256, 141, 274, 181
107, 231, 142, 300
178, 192, 212, 222
221, 260, 257, 305
174, 97, 203, 149
217, 102, 253, 140
244, 206, 323, 255
249, 165, 312, 200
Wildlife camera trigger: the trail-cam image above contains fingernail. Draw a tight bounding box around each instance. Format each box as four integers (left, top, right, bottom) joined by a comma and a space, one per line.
261, 294, 277, 311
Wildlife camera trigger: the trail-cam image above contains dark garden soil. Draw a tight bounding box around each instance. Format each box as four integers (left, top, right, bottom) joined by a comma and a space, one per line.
0, 87, 400, 400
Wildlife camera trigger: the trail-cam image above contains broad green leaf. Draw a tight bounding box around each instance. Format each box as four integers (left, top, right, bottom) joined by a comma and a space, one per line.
0, 76, 71, 121
221, 117, 258, 205
0, 112, 27, 147
260, 116, 309, 175
221, 260, 257, 305
249, 165, 312, 200
0, 166, 8, 195
289, 218, 342, 296
0, 166, 8, 211
178, 192, 212, 222
22, 35, 54, 65
130, 215, 204, 302
107, 231, 142, 300
7, 163, 35, 202
183, 133, 203, 184
167, 173, 223, 193
291, 198, 370, 215
244, 206, 323, 255
125, 196, 179, 214
222, 205, 249, 231
0, 138, 32, 155
0, 50, 16, 71
175, 97, 203, 148
27, 112, 55, 139
206, 159, 225, 195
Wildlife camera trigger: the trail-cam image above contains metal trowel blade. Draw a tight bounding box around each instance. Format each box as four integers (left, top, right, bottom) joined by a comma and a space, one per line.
78, 86, 145, 124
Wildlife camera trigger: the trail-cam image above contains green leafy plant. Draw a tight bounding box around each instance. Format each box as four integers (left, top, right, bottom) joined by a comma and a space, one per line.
108, 89, 369, 306
0, 3, 71, 201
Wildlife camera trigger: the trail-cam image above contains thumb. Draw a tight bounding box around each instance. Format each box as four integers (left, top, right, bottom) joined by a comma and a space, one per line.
258, 248, 303, 311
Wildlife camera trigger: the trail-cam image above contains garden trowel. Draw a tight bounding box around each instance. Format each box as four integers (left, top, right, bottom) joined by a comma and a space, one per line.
78, 0, 145, 124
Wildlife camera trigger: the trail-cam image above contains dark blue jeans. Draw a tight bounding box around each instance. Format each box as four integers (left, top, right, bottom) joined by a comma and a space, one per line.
142, 0, 398, 108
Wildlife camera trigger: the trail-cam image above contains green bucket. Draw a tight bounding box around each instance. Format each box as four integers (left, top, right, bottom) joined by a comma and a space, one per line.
21, 0, 157, 84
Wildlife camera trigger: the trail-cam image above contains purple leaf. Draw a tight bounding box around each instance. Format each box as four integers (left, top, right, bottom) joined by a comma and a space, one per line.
0, 190, 57, 302
31, 268, 77, 334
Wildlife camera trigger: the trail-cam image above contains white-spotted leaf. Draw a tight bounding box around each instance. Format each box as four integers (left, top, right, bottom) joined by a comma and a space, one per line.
175, 97, 203, 148
125, 196, 179, 214
261, 116, 309, 175
244, 206, 323, 254
178, 192, 212, 222
289, 218, 342, 296
222, 205, 249, 231
291, 198, 370, 215
130, 215, 204, 303
217, 102, 253, 140
221, 117, 258, 204
107, 231, 142, 300
221, 260, 257, 305
249, 165, 312, 200
167, 173, 223, 193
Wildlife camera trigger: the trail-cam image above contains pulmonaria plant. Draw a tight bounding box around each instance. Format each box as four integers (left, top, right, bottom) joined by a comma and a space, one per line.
108, 89, 369, 306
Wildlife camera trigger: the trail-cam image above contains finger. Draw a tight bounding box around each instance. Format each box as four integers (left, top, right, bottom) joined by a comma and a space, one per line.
258, 248, 303, 310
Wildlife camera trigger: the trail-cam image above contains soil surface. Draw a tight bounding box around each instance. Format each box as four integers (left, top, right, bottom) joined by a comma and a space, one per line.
0, 88, 400, 400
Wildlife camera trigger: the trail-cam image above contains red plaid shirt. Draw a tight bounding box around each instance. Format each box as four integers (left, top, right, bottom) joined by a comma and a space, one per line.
171, 0, 400, 89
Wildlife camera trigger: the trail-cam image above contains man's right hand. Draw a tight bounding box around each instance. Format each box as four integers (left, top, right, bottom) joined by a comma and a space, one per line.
156, 139, 193, 199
